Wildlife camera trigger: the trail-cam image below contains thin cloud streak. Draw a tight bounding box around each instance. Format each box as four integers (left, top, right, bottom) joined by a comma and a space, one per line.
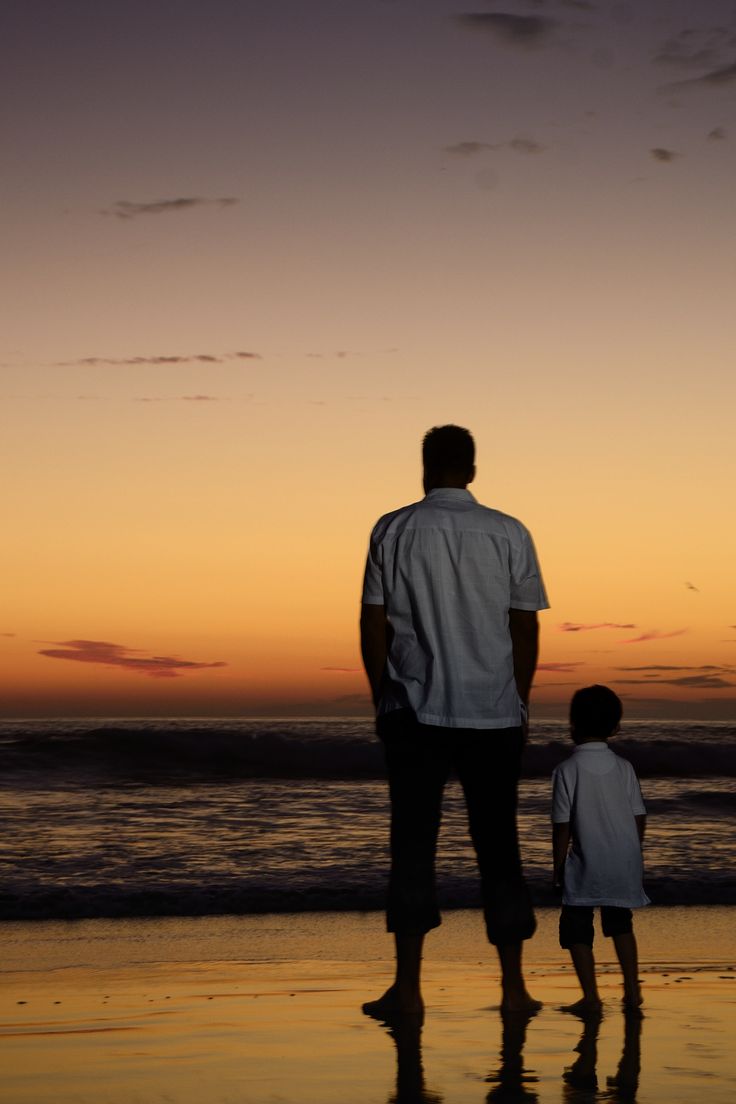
614, 674, 733, 689
101, 197, 239, 220
39, 640, 227, 679
537, 661, 585, 673
55, 352, 261, 367
559, 622, 636, 632
651, 148, 678, 162
444, 137, 545, 157
620, 629, 688, 644
455, 13, 556, 47
664, 61, 736, 91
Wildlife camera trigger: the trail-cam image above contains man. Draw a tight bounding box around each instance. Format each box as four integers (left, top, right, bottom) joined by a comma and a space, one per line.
360, 424, 548, 1018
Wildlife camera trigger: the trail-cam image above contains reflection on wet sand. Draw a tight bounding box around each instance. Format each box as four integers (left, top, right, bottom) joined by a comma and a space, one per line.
384, 1016, 443, 1104
484, 1010, 540, 1102
370, 1006, 542, 1104
563, 1010, 642, 1102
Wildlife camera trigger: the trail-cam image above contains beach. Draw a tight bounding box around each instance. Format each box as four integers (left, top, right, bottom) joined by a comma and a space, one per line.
3, 908, 735, 1103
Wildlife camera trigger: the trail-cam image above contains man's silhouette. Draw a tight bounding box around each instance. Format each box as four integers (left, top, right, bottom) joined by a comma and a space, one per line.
360, 425, 548, 1017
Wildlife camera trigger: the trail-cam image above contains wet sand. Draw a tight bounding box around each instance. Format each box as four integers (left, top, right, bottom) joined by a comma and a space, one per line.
2, 908, 735, 1103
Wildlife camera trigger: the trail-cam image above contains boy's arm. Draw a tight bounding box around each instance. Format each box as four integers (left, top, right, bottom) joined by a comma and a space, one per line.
635, 814, 646, 845
552, 821, 570, 888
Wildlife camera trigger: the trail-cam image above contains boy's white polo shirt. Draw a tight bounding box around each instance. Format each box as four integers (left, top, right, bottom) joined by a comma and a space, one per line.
552, 743, 650, 908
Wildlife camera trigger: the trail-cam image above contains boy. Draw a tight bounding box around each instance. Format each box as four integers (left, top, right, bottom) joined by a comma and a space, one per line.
552, 685, 649, 1013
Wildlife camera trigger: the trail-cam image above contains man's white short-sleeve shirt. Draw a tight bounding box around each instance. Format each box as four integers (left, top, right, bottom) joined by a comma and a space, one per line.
552, 743, 650, 908
361, 488, 549, 728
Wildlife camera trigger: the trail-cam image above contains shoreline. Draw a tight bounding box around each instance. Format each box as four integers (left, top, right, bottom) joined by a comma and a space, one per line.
2, 908, 735, 1103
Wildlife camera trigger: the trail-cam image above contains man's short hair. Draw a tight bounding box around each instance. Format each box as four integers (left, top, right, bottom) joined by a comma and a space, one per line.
570, 685, 623, 741
422, 425, 475, 478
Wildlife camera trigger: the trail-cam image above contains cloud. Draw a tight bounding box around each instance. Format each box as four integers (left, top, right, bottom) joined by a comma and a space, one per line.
684, 580, 699, 591
708, 126, 727, 139
655, 27, 736, 70
1, 632, 16, 637
55, 351, 261, 367
320, 666, 361, 673
651, 147, 678, 162
455, 13, 556, 47
444, 141, 494, 157
620, 628, 688, 644
559, 622, 636, 632
615, 664, 731, 673
38, 640, 227, 679
665, 61, 736, 91
615, 675, 734, 689
444, 137, 545, 156
537, 661, 585, 673
101, 197, 239, 220
180, 395, 220, 402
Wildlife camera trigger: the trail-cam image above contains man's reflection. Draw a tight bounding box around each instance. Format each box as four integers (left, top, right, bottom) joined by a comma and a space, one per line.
484, 1009, 540, 1103
380, 1014, 444, 1104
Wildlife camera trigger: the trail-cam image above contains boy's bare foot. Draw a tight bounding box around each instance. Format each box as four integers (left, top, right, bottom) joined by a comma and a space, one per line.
623, 991, 643, 1014
362, 985, 424, 1023
559, 997, 603, 1017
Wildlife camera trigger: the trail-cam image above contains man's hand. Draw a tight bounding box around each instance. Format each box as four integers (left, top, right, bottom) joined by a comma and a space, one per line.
360, 603, 389, 709
509, 608, 539, 708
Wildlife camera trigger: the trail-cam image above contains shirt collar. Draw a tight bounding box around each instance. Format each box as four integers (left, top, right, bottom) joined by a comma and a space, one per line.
424, 488, 477, 503
574, 742, 611, 751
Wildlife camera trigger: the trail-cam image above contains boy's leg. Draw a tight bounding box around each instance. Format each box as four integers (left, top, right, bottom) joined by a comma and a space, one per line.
602, 908, 642, 1009
560, 906, 602, 1013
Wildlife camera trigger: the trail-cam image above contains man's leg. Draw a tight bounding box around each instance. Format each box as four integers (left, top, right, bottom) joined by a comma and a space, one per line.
457, 728, 540, 1012
363, 712, 449, 1019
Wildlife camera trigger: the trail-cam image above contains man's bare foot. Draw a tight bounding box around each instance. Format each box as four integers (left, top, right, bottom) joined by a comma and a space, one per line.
623, 991, 643, 1014
362, 985, 424, 1023
559, 997, 603, 1017
500, 990, 543, 1015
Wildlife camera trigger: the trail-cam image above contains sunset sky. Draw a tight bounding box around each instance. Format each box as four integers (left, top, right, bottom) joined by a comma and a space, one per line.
2, 0, 735, 718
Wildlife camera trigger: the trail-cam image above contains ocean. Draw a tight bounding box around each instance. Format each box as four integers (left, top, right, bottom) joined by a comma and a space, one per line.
1, 718, 734, 921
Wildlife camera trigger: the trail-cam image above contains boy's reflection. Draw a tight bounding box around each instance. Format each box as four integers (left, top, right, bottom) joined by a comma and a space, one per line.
562, 1009, 642, 1102
562, 1010, 601, 1098
485, 1010, 540, 1102
606, 1011, 643, 1101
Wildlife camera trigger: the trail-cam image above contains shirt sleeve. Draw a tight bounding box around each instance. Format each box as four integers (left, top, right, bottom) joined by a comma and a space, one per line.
361, 531, 384, 606
509, 523, 550, 611
552, 765, 573, 823
625, 763, 646, 816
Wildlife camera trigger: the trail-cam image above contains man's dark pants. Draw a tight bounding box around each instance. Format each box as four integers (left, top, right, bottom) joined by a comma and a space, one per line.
377, 708, 536, 946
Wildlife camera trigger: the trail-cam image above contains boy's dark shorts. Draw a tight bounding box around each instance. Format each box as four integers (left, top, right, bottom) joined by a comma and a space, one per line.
559, 905, 633, 949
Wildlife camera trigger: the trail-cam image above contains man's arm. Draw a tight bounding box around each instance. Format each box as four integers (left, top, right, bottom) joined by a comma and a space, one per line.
635, 814, 646, 845
360, 603, 389, 710
552, 821, 570, 889
509, 608, 539, 706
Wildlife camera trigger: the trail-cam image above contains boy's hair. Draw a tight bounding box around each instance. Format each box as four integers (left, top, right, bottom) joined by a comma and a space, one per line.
570, 684, 623, 742
422, 424, 475, 479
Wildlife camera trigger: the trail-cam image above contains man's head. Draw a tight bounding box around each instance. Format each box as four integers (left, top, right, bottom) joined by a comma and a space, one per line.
422, 425, 475, 492
569, 684, 623, 744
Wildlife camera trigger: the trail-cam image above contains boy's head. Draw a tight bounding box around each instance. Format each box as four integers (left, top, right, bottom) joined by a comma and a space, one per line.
570, 684, 623, 744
